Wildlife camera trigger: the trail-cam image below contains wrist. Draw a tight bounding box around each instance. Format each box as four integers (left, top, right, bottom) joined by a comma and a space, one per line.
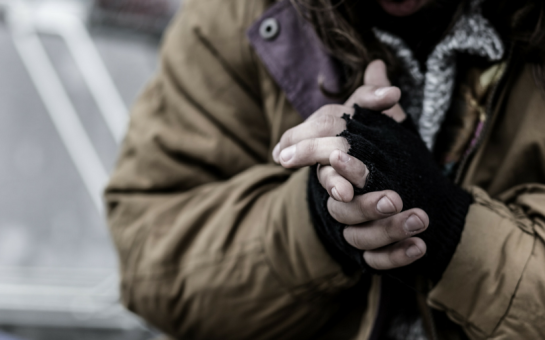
420, 185, 473, 282
307, 165, 366, 275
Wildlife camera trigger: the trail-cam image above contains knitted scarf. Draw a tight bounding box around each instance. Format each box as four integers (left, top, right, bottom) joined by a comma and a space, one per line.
373, 0, 504, 150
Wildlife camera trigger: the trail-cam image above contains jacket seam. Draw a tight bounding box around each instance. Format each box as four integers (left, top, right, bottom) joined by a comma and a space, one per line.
123, 236, 348, 294
489, 236, 537, 337
470, 192, 534, 233
124, 238, 263, 281
161, 60, 264, 163
258, 186, 357, 302
193, 27, 261, 106
429, 211, 537, 338
428, 301, 488, 338
261, 245, 350, 302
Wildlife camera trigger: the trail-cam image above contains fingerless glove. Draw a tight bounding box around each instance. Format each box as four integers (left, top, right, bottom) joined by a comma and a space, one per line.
308, 105, 473, 282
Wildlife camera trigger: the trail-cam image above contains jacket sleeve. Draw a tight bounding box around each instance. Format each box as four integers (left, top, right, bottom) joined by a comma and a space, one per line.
104, 0, 360, 338
428, 186, 545, 339
427, 65, 545, 339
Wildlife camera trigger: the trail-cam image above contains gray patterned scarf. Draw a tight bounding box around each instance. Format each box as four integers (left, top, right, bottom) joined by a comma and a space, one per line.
374, 0, 504, 150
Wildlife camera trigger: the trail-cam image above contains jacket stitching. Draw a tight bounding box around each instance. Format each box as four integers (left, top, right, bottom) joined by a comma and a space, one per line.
193, 27, 261, 106
489, 236, 537, 337
161, 61, 265, 163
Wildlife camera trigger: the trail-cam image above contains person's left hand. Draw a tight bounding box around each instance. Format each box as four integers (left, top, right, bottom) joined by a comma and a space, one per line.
273, 60, 405, 202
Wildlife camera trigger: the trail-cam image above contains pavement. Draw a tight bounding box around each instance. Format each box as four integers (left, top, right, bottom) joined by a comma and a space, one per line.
0, 1, 165, 338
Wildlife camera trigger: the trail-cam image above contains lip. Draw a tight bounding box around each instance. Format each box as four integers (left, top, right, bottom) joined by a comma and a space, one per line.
377, 0, 426, 17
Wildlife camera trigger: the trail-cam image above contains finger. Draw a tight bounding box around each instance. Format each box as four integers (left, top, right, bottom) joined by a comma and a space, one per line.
279, 137, 349, 168
343, 208, 429, 250
363, 237, 427, 270
328, 190, 403, 225
364, 60, 391, 87
317, 165, 354, 202
383, 103, 407, 122
344, 85, 401, 111
329, 150, 368, 189
346, 85, 406, 123
273, 104, 351, 163
363, 60, 407, 122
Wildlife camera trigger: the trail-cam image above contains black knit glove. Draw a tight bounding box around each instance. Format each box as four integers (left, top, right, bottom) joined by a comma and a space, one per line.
308, 105, 473, 282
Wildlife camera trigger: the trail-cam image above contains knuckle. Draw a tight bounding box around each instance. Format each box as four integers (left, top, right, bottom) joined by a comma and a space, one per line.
327, 104, 344, 114
357, 163, 368, 188
305, 138, 318, 155
280, 128, 294, 147
357, 162, 367, 178
355, 86, 366, 98
323, 169, 336, 191
356, 234, 371, 250
357, 196, 372, 220
316, 115, 337, 136
364, 253, 380, 270
327, 198, 340, 220
381, 222, 396, 244
345, 228, 367, 250
334, 154, 349, 171
357, 199, 368, 220
318, 104, 340, 118
388, 250, 405, 268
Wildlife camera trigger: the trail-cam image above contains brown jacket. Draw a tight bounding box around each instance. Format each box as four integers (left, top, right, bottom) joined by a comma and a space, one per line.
105, 0, 545, 339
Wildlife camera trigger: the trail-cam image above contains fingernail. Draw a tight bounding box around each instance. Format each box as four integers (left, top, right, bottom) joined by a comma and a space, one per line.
375, 87, 391, 97
406, 245, 423, 258
339, 151, 350, 163
280, 145, 295, 162
377, 196, 396, 214
404, 215, 425, 233
272, 144, 280, 162
332, 187, 342, 201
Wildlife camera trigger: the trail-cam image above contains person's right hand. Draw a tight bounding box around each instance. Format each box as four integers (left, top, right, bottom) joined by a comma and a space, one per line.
328, 187, 429, 270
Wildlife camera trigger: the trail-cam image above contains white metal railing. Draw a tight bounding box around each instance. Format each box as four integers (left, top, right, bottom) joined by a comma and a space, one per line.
3, 0, 129, 215
0, 0, 146, 330
0, 267, 138, 329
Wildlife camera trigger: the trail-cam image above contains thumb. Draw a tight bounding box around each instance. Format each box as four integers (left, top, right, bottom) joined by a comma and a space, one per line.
365, 60, 407, 123
364, 60, 391, 87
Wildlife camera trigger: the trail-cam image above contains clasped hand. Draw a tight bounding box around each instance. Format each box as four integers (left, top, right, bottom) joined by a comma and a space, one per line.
273, 60, 428, 270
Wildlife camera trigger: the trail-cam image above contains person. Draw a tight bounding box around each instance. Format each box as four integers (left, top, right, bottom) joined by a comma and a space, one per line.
105, 0, 545, 338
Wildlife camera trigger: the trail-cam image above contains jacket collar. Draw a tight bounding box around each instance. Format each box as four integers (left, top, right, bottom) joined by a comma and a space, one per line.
247, 0, 343, 120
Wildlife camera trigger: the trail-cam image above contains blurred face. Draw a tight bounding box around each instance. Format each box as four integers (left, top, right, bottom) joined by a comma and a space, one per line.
375, 0, 435, 17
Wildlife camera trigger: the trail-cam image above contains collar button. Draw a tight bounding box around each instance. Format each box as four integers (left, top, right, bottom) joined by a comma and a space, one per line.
260, 18, 280, 40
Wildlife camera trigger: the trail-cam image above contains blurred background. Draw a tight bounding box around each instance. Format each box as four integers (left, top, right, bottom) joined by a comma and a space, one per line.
0, 0, 179, 339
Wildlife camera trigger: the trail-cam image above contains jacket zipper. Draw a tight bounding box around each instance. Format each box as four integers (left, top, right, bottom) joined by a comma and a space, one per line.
454, 48, 514, 185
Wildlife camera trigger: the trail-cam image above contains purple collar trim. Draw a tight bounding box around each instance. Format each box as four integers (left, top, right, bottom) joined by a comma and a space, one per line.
247, 0, 343, 119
